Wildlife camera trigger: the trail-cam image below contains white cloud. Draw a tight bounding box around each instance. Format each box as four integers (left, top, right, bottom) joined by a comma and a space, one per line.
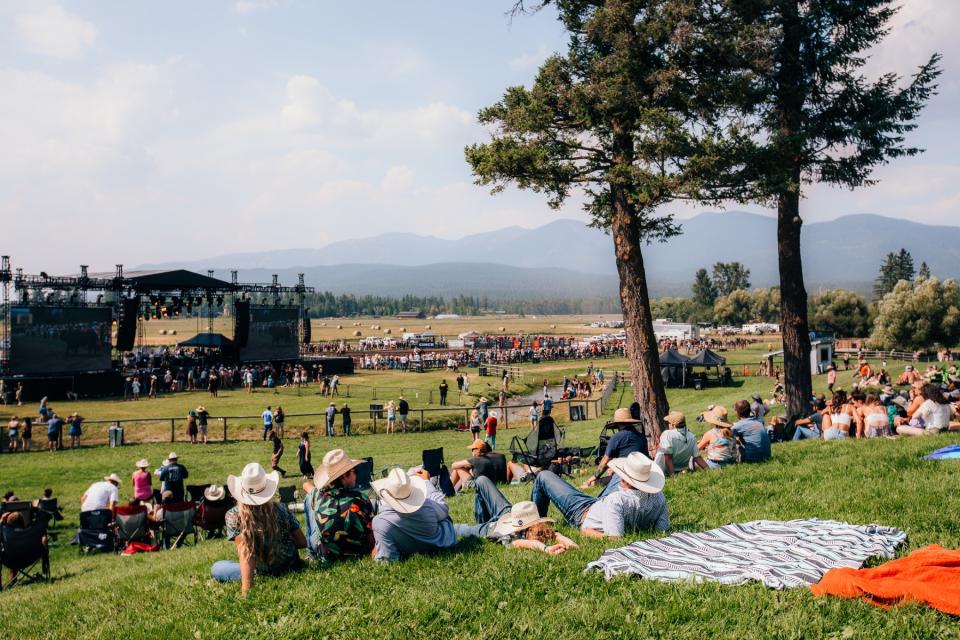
16, 3, 97, 60
233, 0, 288, 14
381, 165, 415, 193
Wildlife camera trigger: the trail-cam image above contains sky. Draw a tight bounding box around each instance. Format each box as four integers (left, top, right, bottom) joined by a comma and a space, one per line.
1, 0, 958, 274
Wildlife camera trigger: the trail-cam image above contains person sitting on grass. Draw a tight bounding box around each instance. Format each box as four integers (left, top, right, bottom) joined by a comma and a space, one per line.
454, 476, 578, 555
212, 462, 306, 595
792, 398, 826, 440
302, 449, 374, 563
581, 406, 649, 496
370, 467, 457, 562
696, 405, 738, 468
531, 452, 668, 538
896, 383, 953, 436
731, 400, 771, 463
860, 393, 893, 438
653, 411, 706, 476
822, 390, 856, 440
449, 440, 508, 491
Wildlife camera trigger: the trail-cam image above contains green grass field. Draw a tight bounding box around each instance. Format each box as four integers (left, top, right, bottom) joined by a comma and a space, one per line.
2, 348, 959, 639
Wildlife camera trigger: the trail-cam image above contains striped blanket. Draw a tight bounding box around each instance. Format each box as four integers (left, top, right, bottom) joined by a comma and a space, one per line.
586, 519, 907, 589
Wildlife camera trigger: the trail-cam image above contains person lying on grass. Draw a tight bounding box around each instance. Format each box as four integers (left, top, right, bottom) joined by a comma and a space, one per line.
454, 476, 578, 555
302, 448, 374, 563
370, 467, 456, 562
212, 462, 306, 596
531, 452, 668, 539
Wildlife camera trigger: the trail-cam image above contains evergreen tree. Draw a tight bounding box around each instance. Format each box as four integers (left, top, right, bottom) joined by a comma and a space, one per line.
918, 261, 931, 280
897, 248, 916, 282
691, 268, 719, 307
711, 262, 752, 296
874, 248, 917, 298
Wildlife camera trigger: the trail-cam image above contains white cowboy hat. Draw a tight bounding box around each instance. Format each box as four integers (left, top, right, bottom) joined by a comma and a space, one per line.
313, 448, 364, 488
607, 452, 665, 494
227, 462, 279, 506
204, 484, 226, 501
168, 451, 178, 460
135, 458, 149, 469
371, 468, 428, 514
104, 473, 122, 485
491, 501, 554, 536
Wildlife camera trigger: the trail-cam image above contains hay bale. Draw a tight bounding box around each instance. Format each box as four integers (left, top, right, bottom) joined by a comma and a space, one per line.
550, 324, 557, 329
320, 322, 327, 327
384, 328, 392, 334
159, 329, 167, 335
399, 327, 406, 332
499, 326, 506, 332
170, 330, 177, 335
336, 324, 343, 330
353, 330, 362, 336
424, 324, 431, 330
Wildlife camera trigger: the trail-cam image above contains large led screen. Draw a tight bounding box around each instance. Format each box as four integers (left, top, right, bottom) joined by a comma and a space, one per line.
239, 306, 299, 361
10, 306, 113, 374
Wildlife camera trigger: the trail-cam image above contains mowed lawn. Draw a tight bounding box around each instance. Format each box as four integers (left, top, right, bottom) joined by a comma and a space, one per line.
2, 351, 959, 639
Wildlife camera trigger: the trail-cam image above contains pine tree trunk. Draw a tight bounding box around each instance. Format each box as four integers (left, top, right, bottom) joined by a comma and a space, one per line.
609, 187, 669, 443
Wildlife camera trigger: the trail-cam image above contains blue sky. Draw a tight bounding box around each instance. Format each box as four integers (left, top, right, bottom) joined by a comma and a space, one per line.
1, 0, 957, 274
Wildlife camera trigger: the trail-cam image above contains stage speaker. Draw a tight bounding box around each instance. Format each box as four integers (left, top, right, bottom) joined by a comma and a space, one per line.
302, 309, 311, 344
115, 298, 140, 351
234, 299, 250, 348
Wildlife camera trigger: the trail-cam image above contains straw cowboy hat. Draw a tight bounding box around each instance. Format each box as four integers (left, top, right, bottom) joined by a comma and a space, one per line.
702, 405, 732, 428
204, 484, 226, 501
196, 405, 205, 412
168, 451, 178, 460
135, 458, 149, 469
664, 411, 685, 427
313, 449, 364, 488
103, 473, 122, 485
611, 407, 641, 424
227, 462, 279, 506
491, 501, 554, 537
371, 468, 428, 514
606, 452, 665, 494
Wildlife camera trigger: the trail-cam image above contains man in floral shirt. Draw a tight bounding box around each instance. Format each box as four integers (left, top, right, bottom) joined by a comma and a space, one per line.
302, 448, 374, 562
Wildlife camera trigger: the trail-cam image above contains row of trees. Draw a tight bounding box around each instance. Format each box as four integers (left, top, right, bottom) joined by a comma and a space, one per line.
301, 292, 621, 317
468, 0, 940, 434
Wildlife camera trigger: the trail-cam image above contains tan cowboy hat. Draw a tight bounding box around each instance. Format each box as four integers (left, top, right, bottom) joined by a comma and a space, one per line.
227, 462, 279, 506
371, 468, 428, 514
313, 448, 364, 488
664, 411, 685, 427
168, 451, 178, 460
104, 473, 122, 485
607, 452, 665, 494
611, 407, 641, 424
702, 405, 732, 428
196, 405, 205, 411
135, 458, 149, 469
204, 484, 226, 501
491, 501, 554, 536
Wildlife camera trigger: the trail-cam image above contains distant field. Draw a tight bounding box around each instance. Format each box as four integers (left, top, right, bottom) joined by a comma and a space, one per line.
134, 314, 625, 346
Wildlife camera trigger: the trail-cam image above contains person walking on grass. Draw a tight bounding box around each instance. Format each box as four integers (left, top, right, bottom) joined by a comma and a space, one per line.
273, 405, 285, 439
484, 410, 499, 450
462, 373, 470, 395
439, 380, 449, 406
7, 415, 19, 452
261, 406, 274, 441
325, 403, 337, 438
398, 396, 409, 433
456, 374, 464, 403
529, 401, 539, 430
298, 432, 314, 478
213, 462, 306, 595
341, 403, 352, 436
469, 409, 482, 443
270, 431, 287, 478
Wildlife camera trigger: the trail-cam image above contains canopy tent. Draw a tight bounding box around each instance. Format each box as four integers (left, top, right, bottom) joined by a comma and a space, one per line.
178, 333, 234, 348
659, 349, 691, 388
688, 349, 726, 367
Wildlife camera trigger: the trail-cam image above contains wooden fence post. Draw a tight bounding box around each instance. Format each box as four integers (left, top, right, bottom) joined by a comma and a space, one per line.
222, 417, 228, 443
170, 418, 175, 442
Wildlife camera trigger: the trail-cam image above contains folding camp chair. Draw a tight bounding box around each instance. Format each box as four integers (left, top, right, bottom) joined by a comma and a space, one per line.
421, 448, 455, 497
0, 501, 34, 527
0, 522, 50, 590
594, 423, 620, 464
186, 484, 212, 503
161, 502, 196, 549
36, 498, 64, 524
277, 486, 297, 505
76, 509, 115, 554
113, 505, 151, 552
194, 497, 235, 540
509, 416, 565, 470
355, 457, 374, 491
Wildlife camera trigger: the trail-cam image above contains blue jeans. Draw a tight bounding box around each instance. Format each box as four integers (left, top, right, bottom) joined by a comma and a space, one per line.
303, 496, 322, 560
530, 470, 596, 527
598, 472, 622, 499
484, 434, 496, 450
793, 426, 820, 441
326, 419, 335, 437
343, 421, 351, 437
824, 428, 848, 441
211, 560, 241, 582
454, 476, 511, 538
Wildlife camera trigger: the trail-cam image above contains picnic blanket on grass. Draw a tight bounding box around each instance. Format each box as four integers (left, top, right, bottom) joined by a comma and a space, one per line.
586, 519, 906, 589
924, 445, 960, 460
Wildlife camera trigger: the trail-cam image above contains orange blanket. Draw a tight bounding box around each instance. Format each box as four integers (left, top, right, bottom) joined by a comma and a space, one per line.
811, 545, 960, 615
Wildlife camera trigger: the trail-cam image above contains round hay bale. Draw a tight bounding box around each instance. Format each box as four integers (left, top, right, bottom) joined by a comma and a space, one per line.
399, 327, 405, 332
336, 324, 343, 330
384, 328, 392, 334
499, 326, 506, 332
353, 330, 362, 336
159, 329, 167, 335
550, 324, 557, 329
424, 324, 431, 330
320, 322, 327, 327
170, 330, 177, 335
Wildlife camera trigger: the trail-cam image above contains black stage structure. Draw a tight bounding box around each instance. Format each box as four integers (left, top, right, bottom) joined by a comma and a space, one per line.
0, 257, 323, 399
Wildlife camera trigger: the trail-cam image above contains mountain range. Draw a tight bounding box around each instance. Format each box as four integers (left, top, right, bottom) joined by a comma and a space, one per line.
139, 212, 960, 299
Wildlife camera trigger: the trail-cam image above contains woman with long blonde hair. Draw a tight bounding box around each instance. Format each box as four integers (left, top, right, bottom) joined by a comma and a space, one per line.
212, 463, 306, 595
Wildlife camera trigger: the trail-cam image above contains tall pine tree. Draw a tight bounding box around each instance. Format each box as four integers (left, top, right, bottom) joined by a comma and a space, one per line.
691, 268, 719, 307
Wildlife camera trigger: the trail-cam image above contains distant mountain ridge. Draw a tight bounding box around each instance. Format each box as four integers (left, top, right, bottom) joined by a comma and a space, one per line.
138, 213, 960, 298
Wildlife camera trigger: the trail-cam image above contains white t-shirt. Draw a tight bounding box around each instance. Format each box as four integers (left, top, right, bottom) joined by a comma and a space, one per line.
919, 399, 951, 430
81, 481, 119, 512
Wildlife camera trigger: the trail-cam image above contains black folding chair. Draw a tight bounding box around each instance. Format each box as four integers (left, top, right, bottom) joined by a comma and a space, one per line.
509, 416, 564, 469
76, 509, 115, 554
194, 497, 235, 540
36, 498, 64, 524
113, 505, 151, 552
0, 501, 34, 527
421, 448, 455, 497
161, 502, 196, 549
277, 486, 297, 505
0, 522, 50, 590
355, 457, 374, 491
186, 484, 212, 504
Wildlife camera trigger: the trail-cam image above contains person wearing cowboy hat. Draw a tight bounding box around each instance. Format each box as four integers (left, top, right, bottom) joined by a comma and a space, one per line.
484, 410, 499, 450
196, 405, 209, 444
302, 449, 374, 562
581, 406, 649, 494
159, 452, 189, 502
530, 452, 668, 538
80, 473, 122, 512
131, 458, 153, 504
653, 412, 706, 476
695, 405, 738, 468
476, 396, 489, 424
325, 402, 337, 438
370, 468, 456, 562
212, 463, 306, 594
454, 478, 578, 555
203, 484, 227, 503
